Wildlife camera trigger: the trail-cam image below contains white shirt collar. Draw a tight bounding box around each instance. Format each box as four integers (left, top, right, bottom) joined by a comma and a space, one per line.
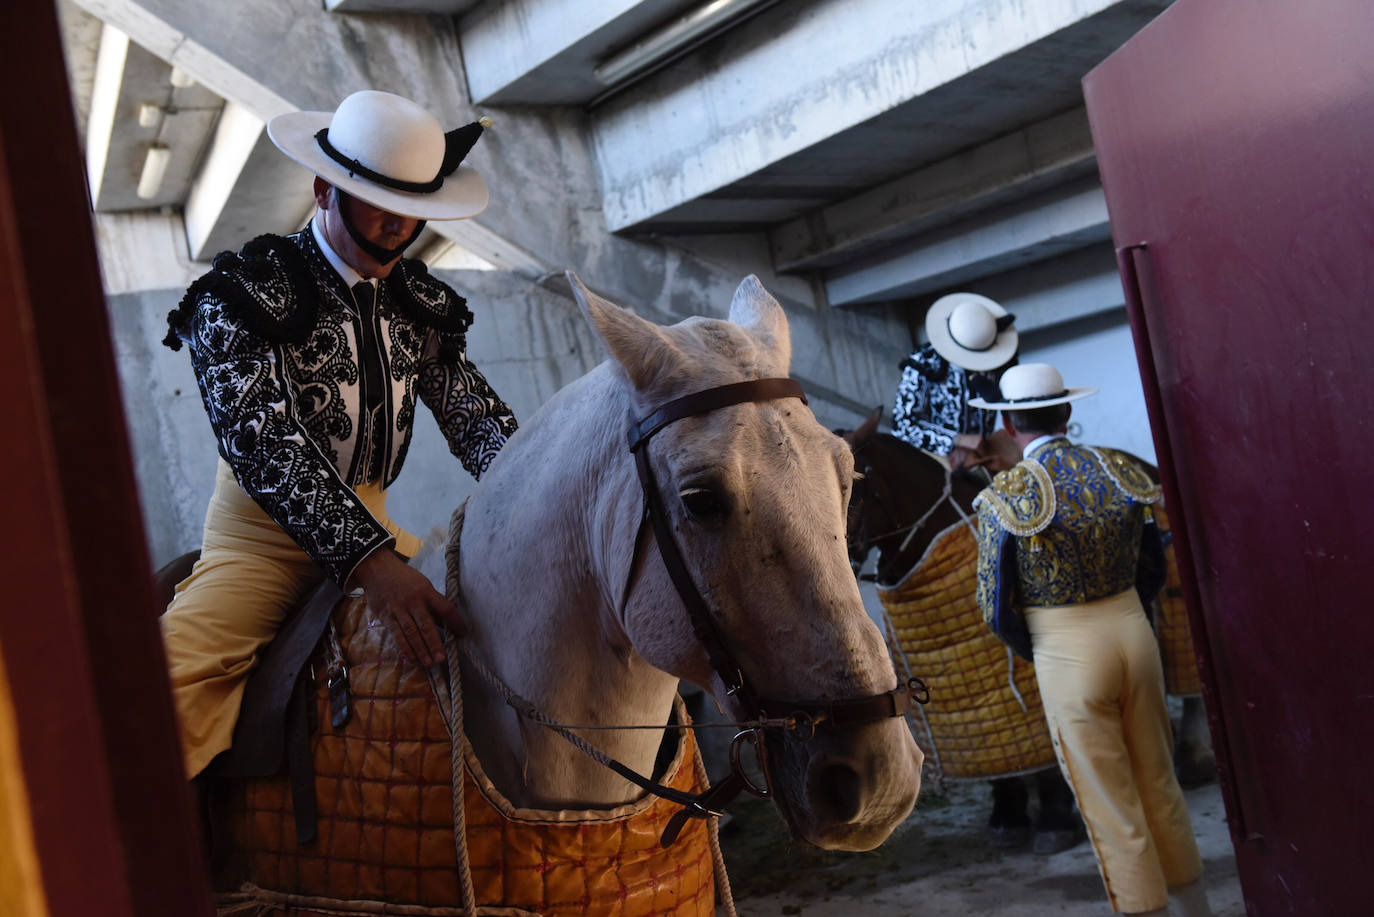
310, 217, 372, 290
1025, 433, 1068, 459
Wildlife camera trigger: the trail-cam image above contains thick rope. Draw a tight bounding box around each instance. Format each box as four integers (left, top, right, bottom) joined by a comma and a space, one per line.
444, 631, 477, 916
441, 509, 478, 916
693, 745, 738, 917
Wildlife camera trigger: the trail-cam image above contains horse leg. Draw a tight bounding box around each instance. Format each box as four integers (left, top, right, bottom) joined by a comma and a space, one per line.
987, 776, 1031, 849
1174, 695, 1217, 788
1032, 767, 1085, 855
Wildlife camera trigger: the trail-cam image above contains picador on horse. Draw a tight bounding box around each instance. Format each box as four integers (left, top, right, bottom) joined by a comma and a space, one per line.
158, 89, 926, 917
160, 90, 515, 785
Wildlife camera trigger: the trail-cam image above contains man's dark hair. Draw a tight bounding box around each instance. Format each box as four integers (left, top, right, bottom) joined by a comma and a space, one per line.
1006, 403, 1071, 436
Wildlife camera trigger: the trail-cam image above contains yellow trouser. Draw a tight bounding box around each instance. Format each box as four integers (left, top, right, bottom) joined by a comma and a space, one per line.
1026, 590, 1203, 913
160, 460, 420, 778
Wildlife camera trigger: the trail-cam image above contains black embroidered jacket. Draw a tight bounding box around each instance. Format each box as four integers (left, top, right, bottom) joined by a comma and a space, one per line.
165, 228, 517, 585
891, 344, 1000, 455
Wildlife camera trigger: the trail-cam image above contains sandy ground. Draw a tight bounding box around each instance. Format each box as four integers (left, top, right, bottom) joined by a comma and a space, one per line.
716, 777, 1242, 916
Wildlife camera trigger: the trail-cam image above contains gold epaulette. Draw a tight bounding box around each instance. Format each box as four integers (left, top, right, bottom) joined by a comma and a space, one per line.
973, 459, 1056, 536
1088, 447, 1162, 504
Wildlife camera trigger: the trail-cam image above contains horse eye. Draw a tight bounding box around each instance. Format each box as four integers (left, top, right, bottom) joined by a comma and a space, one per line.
680, 486, 730, 522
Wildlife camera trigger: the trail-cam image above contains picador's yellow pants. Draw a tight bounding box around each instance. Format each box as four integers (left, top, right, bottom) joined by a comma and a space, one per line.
1026, 590, 1203, 913
160, 460, 420, 779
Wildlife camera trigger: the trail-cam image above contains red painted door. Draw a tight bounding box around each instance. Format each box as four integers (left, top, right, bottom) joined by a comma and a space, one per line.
1084, 0, 1374, 912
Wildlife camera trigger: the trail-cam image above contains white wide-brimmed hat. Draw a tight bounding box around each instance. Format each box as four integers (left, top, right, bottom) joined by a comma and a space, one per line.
267, 90, 489, 221
925, 292, 1019, 371
967, 362, 1097, 410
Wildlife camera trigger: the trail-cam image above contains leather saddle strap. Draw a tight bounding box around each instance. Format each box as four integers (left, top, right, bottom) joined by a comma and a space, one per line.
287, 671, 316, 845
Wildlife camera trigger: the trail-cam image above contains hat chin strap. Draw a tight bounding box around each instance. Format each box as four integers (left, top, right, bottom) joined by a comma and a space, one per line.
334, 188, 426, 266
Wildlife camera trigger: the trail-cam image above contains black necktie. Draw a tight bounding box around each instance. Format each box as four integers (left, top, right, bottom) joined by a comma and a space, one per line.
352, 281, 386, 482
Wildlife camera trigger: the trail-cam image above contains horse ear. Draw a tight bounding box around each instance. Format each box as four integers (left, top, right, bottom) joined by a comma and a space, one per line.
728, 275, 791, 370
566, 271, 678, 390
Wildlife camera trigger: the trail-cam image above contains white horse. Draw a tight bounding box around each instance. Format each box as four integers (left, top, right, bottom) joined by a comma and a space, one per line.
459, 273, 921, 848
216, 273, 922, 915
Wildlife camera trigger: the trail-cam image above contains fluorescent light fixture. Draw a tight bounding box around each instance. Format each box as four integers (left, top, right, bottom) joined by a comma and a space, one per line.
137, 102, 162, 129
593, 0, 776, 88
136, 144, 172, 200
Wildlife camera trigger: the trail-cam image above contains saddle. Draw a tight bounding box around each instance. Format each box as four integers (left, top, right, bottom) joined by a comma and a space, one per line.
156, 550, 347, 846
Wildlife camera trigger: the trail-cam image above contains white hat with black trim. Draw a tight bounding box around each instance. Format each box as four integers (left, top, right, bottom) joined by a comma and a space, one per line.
925, 292, 1019, 372
967, 362, 1097, 410
267, 90, 488, 221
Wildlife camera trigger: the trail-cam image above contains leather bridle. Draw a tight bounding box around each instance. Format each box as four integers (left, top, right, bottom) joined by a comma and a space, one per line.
625, 377, 928, 843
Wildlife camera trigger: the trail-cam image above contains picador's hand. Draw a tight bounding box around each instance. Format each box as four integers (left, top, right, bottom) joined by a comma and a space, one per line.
351, 549, 465, 667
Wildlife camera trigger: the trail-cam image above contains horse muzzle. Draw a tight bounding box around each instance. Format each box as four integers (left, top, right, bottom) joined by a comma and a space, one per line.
769, 716, 924, 851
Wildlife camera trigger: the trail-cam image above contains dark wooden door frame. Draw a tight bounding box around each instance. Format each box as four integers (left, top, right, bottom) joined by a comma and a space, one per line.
0, 3, 212, 914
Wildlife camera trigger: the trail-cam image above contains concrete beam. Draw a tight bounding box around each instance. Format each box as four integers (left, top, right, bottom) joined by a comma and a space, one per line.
57, 0, 105, 146
965, 243, 1125, 335
85, 24, 223, 212
184, 103, 314, 259
825, 176, 1111, 307
770, 107, 1098, 274
92, 210, 206, 295
326, 0, 479, 12
593, 0, 1136, 232
460, 0, 695, 105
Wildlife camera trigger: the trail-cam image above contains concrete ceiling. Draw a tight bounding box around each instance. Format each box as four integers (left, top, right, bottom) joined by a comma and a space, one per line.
60, 0, 1172, 325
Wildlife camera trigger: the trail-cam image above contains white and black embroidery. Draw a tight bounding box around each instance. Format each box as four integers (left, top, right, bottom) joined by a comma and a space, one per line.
417, 339, 519, 479
189, 297, 392, 583
892, 344, 999, 455
175, 228, 517, 583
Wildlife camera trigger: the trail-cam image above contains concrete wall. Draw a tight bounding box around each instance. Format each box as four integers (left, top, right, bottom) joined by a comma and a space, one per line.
1019, 311, 1157, 464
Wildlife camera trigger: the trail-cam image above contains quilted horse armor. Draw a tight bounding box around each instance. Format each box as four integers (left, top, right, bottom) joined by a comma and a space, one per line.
212, 595, 714, 917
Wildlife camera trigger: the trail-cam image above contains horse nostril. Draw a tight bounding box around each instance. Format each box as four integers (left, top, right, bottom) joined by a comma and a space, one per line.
811, 761, 864, 824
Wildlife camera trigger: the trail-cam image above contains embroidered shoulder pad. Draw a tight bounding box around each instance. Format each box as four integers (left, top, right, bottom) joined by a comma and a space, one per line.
1088, 446, 1162, 505
385, 258, 474, 337
974, 459, 1056, 536
162, 234, 316, 351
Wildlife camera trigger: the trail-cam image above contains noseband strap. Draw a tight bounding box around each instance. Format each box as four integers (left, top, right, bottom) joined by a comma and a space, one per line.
627, 377, 928, 844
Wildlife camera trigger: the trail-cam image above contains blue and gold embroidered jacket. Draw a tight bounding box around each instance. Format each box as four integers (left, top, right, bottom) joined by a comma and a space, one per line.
974, 438, 1166, 659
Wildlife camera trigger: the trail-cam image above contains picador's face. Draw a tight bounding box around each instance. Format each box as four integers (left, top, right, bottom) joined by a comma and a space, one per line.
313, 178, 420, 279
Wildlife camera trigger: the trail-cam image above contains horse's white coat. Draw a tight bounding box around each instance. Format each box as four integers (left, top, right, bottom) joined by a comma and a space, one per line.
453, 274, 922, 851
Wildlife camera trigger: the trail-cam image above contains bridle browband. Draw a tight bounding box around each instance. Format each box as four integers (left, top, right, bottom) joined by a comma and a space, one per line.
625, 377, 928, 844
